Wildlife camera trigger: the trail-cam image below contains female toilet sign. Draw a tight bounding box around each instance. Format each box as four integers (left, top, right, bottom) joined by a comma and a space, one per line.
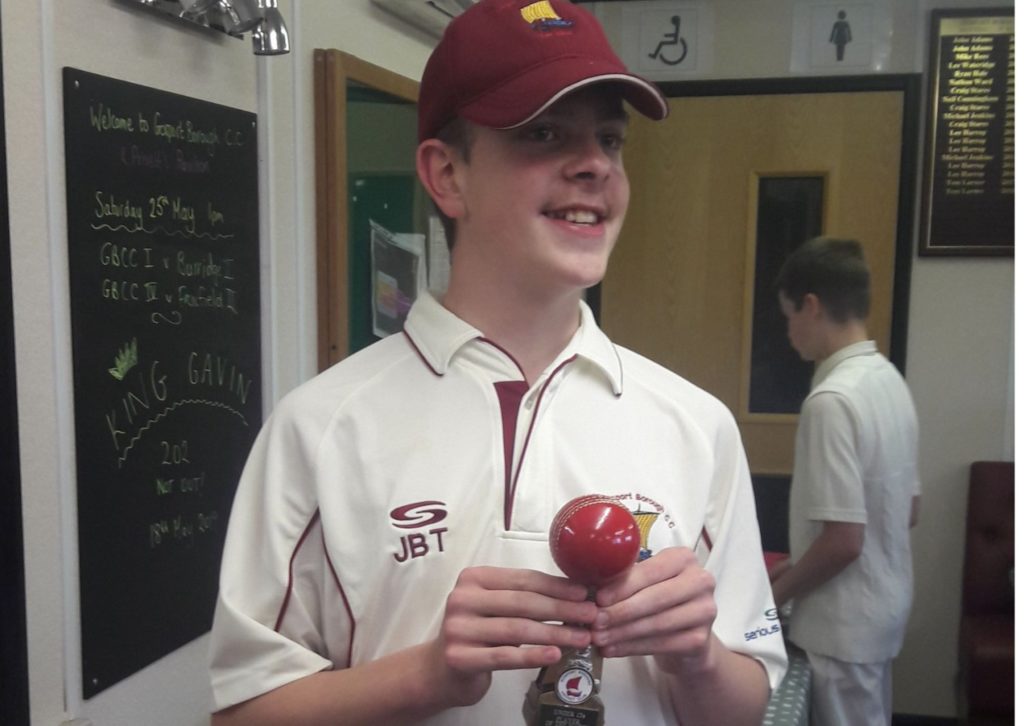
790, 2, 890, 73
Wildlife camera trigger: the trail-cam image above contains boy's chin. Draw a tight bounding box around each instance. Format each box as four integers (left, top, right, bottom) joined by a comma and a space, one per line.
574, 255, 611, 283
568, 268, 607, 292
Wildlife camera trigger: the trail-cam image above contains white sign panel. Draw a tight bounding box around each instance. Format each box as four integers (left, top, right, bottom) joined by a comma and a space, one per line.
791, 1, 893, 73
619, 1, 713, 80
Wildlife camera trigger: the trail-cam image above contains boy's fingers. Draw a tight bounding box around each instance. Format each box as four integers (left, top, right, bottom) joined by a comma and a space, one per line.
594, 546, 704, 608
444, 642, 564, 673
460, 566, 591, 601
444, 615, 592, 650
448, 568, 599, 624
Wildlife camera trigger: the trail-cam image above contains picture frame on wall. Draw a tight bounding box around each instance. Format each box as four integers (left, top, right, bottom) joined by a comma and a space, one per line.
919, 7, 1014, 256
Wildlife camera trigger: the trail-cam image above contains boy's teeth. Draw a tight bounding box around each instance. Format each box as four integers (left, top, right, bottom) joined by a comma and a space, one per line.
552, 209, 599, 224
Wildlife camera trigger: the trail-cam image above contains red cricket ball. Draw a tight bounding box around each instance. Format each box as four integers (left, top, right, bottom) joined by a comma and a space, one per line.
549, 495, 641, 586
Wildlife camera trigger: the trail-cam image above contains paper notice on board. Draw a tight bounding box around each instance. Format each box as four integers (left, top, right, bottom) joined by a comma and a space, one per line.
370, 220, 426, 338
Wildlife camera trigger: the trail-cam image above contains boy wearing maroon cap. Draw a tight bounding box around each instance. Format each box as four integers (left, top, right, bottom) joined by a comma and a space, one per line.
210, 1, 786, 724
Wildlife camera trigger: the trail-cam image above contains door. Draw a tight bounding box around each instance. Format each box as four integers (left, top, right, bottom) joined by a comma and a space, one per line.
602, 79, 916, 479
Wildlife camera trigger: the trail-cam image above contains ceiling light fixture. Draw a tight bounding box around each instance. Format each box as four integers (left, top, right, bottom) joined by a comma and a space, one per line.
120, 0, 290, 56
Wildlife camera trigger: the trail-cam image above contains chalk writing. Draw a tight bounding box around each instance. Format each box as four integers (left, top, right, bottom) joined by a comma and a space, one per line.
65, 68, 260, 696
153, 473, 206, 496
90, 103, 135, 134
151, 311, 183, 326
187, 352, 252, 404
147, 509, 220, 549
160, 439, 191, 466
115, 397, 249, 468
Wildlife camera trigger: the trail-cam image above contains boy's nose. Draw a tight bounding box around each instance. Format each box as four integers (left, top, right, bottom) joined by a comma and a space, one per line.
563, 136, 613, 182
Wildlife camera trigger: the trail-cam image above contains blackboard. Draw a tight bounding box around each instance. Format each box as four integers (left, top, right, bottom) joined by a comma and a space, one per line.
62, 68, 261, 698
920, 8, 1014, 256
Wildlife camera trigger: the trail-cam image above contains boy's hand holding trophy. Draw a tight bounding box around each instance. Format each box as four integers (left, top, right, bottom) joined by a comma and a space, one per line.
524, 495, 641, 726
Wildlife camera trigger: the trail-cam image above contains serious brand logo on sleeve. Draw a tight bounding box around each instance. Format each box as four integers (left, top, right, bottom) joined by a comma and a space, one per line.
744, 607, 782, 642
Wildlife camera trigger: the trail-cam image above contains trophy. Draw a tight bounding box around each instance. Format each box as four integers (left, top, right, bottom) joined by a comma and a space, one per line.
524, 495, 641, 726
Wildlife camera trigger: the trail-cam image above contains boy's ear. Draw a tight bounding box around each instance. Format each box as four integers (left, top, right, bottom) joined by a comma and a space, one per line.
416, 139, 465, 220
803, 293, 823, 318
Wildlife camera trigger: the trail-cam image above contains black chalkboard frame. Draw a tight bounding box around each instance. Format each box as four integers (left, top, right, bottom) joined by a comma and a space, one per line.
62, 67, 262, 698
0, 15, 30, 724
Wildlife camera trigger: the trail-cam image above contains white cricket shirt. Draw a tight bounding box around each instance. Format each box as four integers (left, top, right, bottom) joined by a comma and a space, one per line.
210, 293, 787, 722
787, 340, 920, 663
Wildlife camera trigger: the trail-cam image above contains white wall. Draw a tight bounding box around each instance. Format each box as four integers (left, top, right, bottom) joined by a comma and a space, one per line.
259, 1, 432, 401
9, 0, 1012, 723
6, 2, 257, 723
899, 258, 1014, 713
6, 1, 431, 724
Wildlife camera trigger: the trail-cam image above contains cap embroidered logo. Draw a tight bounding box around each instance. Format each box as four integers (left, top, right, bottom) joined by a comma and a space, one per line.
520, 0, 573, 29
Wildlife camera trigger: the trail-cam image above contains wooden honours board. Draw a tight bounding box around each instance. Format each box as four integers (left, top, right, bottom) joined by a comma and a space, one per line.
921, 8, 1014, 255
62, 68, 261, 697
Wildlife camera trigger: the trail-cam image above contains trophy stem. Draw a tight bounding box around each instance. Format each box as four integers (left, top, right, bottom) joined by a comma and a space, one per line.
537, 494, 640, 725
523, 590, 605, 726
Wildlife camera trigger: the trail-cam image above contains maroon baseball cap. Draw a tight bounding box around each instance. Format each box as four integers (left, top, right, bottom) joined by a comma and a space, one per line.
417, 0, 668, 141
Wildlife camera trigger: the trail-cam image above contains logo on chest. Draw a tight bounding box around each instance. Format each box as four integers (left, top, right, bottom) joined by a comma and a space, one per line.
604, 492, 678, 560
390, 500, 449, 563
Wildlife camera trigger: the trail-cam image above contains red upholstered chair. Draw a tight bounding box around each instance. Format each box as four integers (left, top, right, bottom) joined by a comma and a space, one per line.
958, 461, 1014, 725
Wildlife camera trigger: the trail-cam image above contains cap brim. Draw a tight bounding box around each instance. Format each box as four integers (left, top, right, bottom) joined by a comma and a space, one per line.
458, 63, 668, 130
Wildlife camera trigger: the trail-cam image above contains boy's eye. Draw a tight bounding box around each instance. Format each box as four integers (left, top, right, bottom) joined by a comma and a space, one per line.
601, 132, 626, 151
525, 125, 558, 142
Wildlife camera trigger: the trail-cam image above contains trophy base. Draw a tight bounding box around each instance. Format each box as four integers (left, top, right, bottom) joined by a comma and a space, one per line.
523, 668, 604, 726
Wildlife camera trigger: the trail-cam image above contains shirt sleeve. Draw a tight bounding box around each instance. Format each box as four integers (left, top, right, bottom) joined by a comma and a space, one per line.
700, 408, 789, 691
208, 393, 345, 712
798, 391, 867, 524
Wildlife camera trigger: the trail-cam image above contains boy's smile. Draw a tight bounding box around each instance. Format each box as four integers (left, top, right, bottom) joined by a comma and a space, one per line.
543, 207, 603, 227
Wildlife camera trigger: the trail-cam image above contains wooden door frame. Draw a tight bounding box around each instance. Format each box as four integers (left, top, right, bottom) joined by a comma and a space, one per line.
651, 74, 921, 373
313, 50, 419, 371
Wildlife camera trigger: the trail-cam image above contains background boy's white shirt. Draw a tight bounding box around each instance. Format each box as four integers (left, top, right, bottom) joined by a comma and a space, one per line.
787, 340, 920, 663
